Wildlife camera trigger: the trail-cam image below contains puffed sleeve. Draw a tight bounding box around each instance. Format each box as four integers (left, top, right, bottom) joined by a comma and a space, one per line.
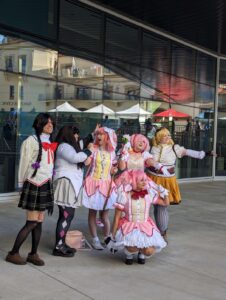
143, 151, 153, 161
18, 136, 36, 187
173, 144, 186, 158
57, 144, 87, 164
114, 187, 127, 210
120, 149, 129, 162
148, 180, 169, 204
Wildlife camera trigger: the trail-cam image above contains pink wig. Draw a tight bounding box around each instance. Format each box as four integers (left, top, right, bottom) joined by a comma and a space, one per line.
130, 134, 150, 152
94, 127, 117, 152
128, 170, 148, 190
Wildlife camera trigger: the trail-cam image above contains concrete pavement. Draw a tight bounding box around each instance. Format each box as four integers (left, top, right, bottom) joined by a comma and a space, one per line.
0, 181, 226, 300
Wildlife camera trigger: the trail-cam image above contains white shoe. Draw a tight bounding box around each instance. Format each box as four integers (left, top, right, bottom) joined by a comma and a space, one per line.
91, 239, 104, 250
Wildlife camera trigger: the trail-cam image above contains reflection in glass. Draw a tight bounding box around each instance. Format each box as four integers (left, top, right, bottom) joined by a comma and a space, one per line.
216, 60, 226, 175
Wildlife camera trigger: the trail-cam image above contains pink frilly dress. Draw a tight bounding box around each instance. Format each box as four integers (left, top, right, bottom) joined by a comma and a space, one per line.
113, 188, 167, 251
81, 148, 117, 210
115, 150, 153, 190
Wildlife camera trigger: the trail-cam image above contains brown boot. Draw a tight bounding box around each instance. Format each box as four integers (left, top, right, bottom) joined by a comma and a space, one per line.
5, 252, 27, 265
27, 253, 45, 266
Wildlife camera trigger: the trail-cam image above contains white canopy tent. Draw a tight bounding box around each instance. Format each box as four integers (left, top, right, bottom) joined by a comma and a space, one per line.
84, 104, 114, 115
48, 102, 80, 112
116, 104, 151, 118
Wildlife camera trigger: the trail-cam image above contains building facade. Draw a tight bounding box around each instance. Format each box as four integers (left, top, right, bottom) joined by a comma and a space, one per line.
0, 0, 226, 198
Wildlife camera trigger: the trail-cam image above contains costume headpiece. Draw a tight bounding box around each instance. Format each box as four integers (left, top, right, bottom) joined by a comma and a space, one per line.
94, 127, 117, 152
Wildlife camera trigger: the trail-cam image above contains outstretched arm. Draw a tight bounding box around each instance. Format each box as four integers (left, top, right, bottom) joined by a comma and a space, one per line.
182, 148, 217, 159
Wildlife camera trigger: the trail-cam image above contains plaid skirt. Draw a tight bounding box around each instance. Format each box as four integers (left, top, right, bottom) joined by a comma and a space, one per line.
18, 180, 54, 213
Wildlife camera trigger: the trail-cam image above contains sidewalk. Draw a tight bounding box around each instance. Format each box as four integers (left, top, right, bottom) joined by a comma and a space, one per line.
0, 181, 226, 300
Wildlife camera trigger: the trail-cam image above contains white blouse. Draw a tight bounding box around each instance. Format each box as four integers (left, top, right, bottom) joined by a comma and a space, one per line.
18, 134, 54, 187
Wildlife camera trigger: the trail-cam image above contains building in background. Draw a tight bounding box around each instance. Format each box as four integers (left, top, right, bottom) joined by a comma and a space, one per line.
0, 0, 225, 197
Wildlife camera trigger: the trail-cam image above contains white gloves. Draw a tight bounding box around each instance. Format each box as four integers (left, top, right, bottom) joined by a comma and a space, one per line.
120, 150, 129, 161
186, 149, 205, 159
158, 184, 169, 198
155, 162, 171, 176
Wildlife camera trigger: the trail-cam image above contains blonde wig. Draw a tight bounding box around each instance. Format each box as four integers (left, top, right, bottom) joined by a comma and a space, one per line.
152, 127, 174, 146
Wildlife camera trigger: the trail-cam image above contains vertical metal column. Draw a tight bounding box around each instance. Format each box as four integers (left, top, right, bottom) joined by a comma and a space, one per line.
212, 57, 220, 179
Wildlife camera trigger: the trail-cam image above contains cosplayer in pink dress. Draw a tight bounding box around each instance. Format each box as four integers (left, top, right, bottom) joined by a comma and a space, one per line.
81, 127, 118, 250
116, 134, 170, 190
107, 170, 169, 265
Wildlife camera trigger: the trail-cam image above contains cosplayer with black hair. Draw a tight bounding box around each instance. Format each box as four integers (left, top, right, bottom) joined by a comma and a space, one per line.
52, 125, 91, 257
6, 113, 57, 266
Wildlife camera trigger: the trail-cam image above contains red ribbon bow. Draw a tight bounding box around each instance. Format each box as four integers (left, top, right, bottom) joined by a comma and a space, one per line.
131, 189, 148, 200
41, 142, 58, 164
41, 142, 58, 152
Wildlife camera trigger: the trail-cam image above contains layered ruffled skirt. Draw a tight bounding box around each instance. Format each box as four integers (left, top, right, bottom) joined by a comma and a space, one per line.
114, 217, 167, 252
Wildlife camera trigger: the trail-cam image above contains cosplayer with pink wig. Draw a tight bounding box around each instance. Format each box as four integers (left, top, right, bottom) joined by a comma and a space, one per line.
93, 127, 117, 152
115, 133, 170, 190
81, 127, 118, 250
106, 169, 169, 265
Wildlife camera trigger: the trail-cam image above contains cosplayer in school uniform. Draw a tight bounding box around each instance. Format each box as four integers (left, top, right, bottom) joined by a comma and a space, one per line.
6, 113, 57, 266
146, 127, 214, 242
81, 127, 118, 250
115, 133, 170, 189
107, 170, 169, 265
53, 125, 92, 257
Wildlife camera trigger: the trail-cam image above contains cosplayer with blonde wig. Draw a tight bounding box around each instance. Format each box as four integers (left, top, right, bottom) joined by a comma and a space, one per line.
106, 170, 169, 265
152, 127, 174, 147
147, 126, 215, 242
81, 127, 118, 250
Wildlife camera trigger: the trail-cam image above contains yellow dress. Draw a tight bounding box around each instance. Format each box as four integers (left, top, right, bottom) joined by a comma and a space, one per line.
147, 144, 184, 204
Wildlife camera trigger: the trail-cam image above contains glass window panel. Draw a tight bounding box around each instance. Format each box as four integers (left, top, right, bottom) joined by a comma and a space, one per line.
142, 32, 171, 73
195, 83, 215, 106
105, 18, 140, 80
196, 52, 216, 86
0, 37, 58, 79
60, 1, 103, 55
0, 0, 56, 38
216, 60, 226, 175
171, 43, 196, 80
141, 69, 170, 103
57, 54, 103, 102
103, 69, 140, 102
170, 76, 195, 104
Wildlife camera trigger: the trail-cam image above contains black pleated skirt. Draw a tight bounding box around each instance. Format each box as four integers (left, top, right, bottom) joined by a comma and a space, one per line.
18, 180, 54, 212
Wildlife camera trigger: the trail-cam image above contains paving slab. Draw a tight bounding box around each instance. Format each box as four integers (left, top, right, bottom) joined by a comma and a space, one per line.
0, 181, 226, 300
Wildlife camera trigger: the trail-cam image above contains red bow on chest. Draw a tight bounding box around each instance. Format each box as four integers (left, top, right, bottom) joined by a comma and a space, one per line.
41, 142, 58, 164
131, 189, 148, 200
41, 142, 58, 152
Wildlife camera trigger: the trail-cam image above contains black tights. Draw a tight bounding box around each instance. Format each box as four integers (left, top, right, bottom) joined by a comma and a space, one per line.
10, 221, 42, 255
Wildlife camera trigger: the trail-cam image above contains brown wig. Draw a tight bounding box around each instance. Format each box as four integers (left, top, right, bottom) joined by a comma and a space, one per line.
55, 125, 83, 168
